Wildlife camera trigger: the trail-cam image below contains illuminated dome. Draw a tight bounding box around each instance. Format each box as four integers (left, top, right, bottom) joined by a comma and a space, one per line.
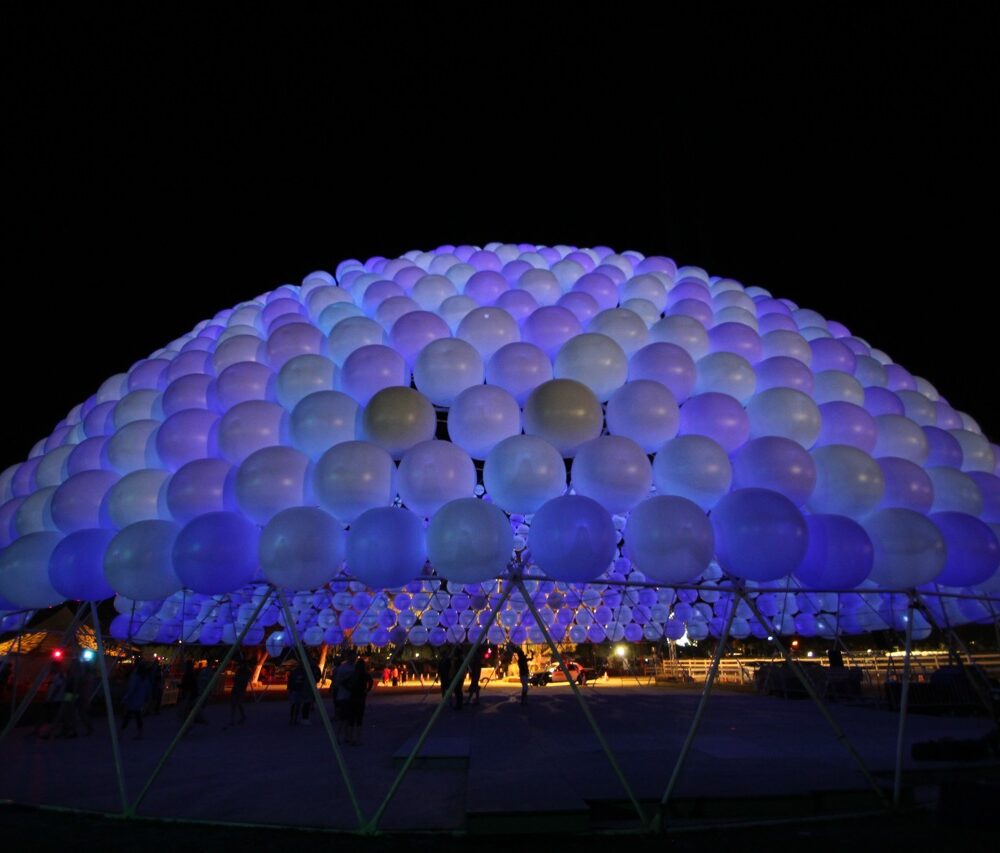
1, 242, 998, 646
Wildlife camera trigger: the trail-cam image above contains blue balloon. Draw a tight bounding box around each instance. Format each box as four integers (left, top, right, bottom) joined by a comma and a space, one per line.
173, 511, 260, 594
346, 507, 427, 589
711, 488, 809, 581
731, 436, 817, 506
794, 514, 873, 589
930, 512, 1000, 587
528, 495, 617, 582
48, 528, 116, 601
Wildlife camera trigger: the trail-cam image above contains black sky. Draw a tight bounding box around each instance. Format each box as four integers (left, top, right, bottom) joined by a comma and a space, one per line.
3, 4, 997, 472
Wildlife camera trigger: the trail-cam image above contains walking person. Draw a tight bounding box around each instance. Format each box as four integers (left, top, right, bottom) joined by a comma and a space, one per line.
121, 661, 152, 739
347, 654, 374, 745
515, 646, 530, 704
332, 651, 356, 744
225, 657, 251, 729
467, 648, 483, 705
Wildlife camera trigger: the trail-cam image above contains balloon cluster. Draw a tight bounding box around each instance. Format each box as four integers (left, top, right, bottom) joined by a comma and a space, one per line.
1, 243, 998, 643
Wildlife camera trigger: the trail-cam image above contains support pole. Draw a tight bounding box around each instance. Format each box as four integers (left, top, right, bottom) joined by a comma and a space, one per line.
651, 594, 737, 832
276, 588, 366, 830
362, 579, 514, 835
0, 602, 89, 743
127, 590, 271, 818
90, 600, 129, 813
515, 577, 649, 831
893, 593, 915, 808
739, 589, 891, 809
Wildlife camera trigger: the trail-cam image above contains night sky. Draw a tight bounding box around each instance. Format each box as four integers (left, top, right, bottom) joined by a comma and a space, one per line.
4, 5, 997, 472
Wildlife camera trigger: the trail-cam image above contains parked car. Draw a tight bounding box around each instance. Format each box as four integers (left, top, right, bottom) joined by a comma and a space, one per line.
529, 660, 596, 686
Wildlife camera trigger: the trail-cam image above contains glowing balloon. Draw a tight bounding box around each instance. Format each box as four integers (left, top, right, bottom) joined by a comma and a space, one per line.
629, 342, 696, 403
217, 401, 287, 464
876, 457, 934, 512
863, 509, 946, 588
259, 506, 345, 590
523, 306, 582, 357
486, 342, 553, 405
623, 496, 714, 584
346, 507, 426, 588
652, 435, 732, 510
361, 386, 437, 459
101, 469, 171, 528
235, 446, 311, 525
0, 532, 65, 608
872, 414, 929, 464
605, 380, 679, 452
447, 384, 521, 459
103, 520, 183, 600
794, 514, 873, 589
553, 333, 628, 401
398, 440, 476, 517
456, 306, 520, 359
413, 337, 484, 406
483, 435, 566, 514
290, 391, 359, 460
51, 470, 119, 532
48, 528, 116, 601
711, 488, 808, 581
528, 495, 617, 582
314, 440, 396, 523
523, 379, 603, 456
165, 458, 234, 522
815, 402, 878, 452
746, 388, 821, 447
570, 436, 652, 513
427, 498, 514, 583
808, 445, 885, 518
340, 344, 409, 405
926, 466, 983, 515
930, 512, 1000, 587
276, 354, 336, 409
678, 392, 749, 453
173, 512, 260, 594
731, 436, 817, 506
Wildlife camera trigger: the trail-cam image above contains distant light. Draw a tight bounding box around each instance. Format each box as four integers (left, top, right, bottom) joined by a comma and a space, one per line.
615, 645, 626, 657
52, 649, 64, 660
791, 640, 799, 647
766, 636, 774, 642
81, 649, 95, 662
806, 651, 814, 658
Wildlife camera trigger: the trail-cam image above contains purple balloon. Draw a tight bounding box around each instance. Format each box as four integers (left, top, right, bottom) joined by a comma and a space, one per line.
708, 322, 763, 364
389, 311, 451, 365
48, 528, 116, 601
572, 272, 618, 310
165, 458, 235, 522
522, 306, 583, 357
815, 402, 878, 452
212, 361, 276, 409
161, 374, 213, 416
794, 514, 874, 589
922, 426, 964, 468
731, 436, 817, 506
967, 472, 1000, 523
629, 342, 697, 403
173, 511, 260, 594
754, 356, 814, 393
930, 512, 1000, 587
711, 488, 809, 581
809, 338, 857, 373
678, 392, 749, 453
863, 386, 905, 417
876, 456, 934, 512
156, 409, 220, 470
66, 436, 108, 475
51, 470, 120, 532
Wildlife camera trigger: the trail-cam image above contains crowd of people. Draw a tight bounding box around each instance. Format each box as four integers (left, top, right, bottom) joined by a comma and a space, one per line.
19, 642, 543, 746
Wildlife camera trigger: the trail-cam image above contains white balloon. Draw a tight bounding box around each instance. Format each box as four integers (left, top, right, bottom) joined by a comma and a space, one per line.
554, 333, 628, 401
314, 440, 397, 523
571, 436, 653, 513
398, 440, 477, 517
413, 337, 485, 406
447, 384, 522, 459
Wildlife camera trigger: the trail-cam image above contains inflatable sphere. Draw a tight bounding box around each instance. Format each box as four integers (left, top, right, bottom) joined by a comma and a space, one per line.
0, 242, 993, 642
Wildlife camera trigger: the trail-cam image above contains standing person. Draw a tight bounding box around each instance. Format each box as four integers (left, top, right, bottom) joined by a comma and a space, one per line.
149, 661, 164, 714
436, 652, 452, 705
467, 648, 483, 706
121, 662, 152, 739
287, 660, 306, 725
347, 654, 374, 745
381, 664, 390, 686
515, 647, 530, 704
225, 657, 251, 729
390, 664, 399, 687
449, 646, 464, 710
35, 663, 66, 739
301, 656, 321, 725
332, 651, 356, 744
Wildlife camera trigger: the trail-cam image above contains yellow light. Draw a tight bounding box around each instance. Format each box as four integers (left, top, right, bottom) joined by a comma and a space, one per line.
615, 645, 626, 657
